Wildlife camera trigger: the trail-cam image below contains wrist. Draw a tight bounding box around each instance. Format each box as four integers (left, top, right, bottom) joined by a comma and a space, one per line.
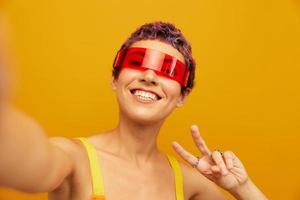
229, 179, 252, 196
229, 179, 268, 200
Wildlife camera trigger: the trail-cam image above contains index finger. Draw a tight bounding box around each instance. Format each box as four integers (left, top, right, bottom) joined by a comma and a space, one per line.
191, 125, 211, 156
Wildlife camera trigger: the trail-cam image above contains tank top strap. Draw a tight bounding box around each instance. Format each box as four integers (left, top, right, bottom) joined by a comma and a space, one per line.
166, 154, 184, 200
76, 137, 105, 199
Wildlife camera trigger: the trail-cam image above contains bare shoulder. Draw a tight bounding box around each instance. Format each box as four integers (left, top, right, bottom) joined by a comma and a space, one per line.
49, 137, 78, 151
48, 137, 92, 198
178, 161, 227, 200
49, 137, 87, 161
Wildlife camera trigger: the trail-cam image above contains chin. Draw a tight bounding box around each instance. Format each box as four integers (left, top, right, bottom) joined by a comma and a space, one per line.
120, 105, 168, 126
116, 88, 177, 126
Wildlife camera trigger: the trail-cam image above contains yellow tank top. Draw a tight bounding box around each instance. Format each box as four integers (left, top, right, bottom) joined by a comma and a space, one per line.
77, 137, 184, 200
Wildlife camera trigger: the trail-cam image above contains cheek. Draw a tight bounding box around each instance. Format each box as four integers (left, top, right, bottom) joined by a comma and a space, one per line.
117, 68, 140, 84
160, 79, 182, 99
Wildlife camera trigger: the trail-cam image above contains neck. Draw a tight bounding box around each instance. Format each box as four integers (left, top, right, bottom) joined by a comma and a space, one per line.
109, 113, 164, 165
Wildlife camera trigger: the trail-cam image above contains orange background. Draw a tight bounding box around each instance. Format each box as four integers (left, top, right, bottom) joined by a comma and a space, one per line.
1, 0, 300, 199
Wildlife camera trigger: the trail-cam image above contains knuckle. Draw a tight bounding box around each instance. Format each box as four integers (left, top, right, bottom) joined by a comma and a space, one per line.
226, 150, 234, 155
212, 150, 221, 157
223, 150, 231, 156
212, 150, 218, 155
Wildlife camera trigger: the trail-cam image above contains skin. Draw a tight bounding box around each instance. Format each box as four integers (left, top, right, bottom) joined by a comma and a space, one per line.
49, 40, 227, 200
0, 33, 268, 199
0, 13, 72, 192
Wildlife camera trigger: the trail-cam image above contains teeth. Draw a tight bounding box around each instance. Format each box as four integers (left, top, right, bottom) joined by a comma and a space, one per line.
133, 90, 158, 101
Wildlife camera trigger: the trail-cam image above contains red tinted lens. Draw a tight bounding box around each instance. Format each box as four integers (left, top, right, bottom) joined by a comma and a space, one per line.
160, 54, 187, 84
122, 48, 145, 68
114, 47, 189, 87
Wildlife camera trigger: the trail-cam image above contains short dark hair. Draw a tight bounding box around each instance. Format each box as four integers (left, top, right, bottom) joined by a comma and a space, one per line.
113, 21, 195, 94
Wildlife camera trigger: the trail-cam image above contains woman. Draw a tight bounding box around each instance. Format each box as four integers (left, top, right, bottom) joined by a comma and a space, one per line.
0, 21, 268, 200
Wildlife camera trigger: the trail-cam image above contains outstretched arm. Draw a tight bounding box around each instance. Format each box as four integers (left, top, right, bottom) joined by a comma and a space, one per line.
172, 125, 268, 200
0, 75, 73, 193
0, 17, 73, 193
0, 106, 73, 193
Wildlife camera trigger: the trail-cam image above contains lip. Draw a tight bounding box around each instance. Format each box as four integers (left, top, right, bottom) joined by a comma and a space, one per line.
129, 87, 163, 100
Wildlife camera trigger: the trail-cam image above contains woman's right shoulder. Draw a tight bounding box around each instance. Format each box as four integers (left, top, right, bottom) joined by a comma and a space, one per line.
49, 137, 87, 161
48, 137, 93, 196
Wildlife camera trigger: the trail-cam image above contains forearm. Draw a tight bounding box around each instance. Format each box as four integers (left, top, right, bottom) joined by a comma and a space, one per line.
0, 15, 72, 192
0, 105, 49, 188
229, 179, 268, 200
0, 106, 72, 192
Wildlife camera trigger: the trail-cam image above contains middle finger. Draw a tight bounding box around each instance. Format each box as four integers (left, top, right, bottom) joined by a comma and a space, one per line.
191, 125, 211, 156
211, 150, 228, 175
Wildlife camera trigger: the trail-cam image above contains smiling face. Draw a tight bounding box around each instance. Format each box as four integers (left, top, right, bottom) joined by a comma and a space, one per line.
112, 40, 188, 125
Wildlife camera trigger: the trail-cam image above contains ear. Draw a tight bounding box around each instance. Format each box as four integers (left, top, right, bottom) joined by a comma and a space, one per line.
176, 89, 190, 107
111, 76, 117, 91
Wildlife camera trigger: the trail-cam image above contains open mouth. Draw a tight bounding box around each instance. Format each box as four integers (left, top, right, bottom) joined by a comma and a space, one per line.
130, 89, 162, 102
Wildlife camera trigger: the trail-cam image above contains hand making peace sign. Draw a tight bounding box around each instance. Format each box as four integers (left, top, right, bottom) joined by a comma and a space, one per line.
172, 125, 249, 191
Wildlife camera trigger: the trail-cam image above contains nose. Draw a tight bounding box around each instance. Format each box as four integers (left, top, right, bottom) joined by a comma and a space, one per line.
139, 69, 159, 86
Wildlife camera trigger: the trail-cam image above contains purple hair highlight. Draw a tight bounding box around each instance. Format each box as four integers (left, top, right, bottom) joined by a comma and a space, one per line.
113, 21, 195, 94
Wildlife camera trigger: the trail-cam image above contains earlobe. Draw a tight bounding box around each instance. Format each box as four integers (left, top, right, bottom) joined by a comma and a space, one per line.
176, 95, 185, 107
111, 77, 117, 91
176, 100, 184, 107
176, 89, 190, 107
